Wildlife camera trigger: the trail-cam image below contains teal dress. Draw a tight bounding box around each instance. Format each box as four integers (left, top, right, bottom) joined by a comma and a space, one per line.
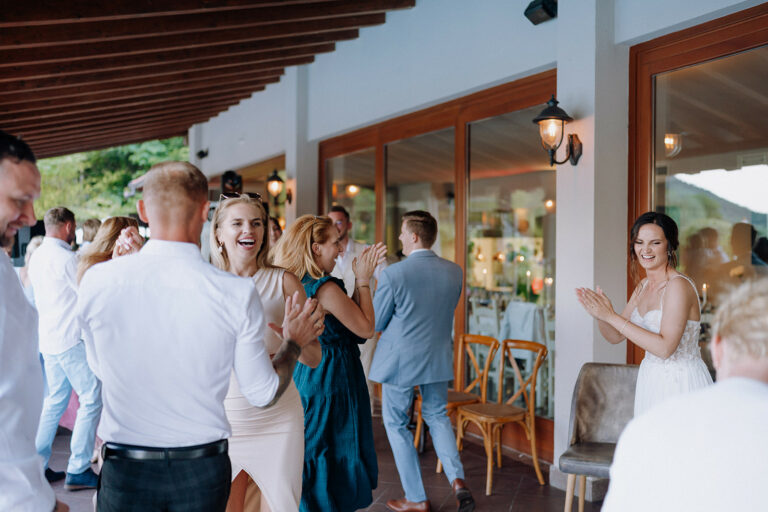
295, 275, 378, 512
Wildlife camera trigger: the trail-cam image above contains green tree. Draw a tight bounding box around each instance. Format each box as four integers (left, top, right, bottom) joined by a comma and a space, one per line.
36, 137, 189, 221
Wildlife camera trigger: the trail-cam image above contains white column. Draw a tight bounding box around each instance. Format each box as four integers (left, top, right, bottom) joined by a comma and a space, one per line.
552, 0, 629, 492
284, 65, 318, 222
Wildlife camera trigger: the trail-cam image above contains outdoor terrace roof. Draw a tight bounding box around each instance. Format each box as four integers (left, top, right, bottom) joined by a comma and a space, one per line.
1, 0, 414, 159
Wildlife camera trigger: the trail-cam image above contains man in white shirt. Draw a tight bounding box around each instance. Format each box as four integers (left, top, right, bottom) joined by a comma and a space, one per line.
78, 161, 320, 511
0, 130, 66, 511
28, 206, 103, 491
328, 205, 385, 413
603, 277, 768, 512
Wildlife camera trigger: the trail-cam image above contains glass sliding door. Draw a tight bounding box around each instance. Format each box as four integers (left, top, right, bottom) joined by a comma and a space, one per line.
467, 105, 556, 418
384, 128, 455, 262
325, 148, 376, 244
653, 45, 768, 372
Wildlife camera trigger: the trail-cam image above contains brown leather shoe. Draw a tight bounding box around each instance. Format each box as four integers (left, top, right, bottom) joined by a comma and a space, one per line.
386, 497, 432, 512
451, 479, 475, 512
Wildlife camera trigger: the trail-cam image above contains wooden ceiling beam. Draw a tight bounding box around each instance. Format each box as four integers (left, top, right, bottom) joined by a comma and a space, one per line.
1, 1, 339, 27
0, 29, 354, 70
23, 117, 204, 146
1, 1, 412, 48
0, 57, 305, 93
2, 68, 284, 103
0, 40, 329, 80
2, 76, 281, 113
0, 90, 255, 125
34, 130, 190, 159
0, 14, 384, 67
5, 99, 242, 133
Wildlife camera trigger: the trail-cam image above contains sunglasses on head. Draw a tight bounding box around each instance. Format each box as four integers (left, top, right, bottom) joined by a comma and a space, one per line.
219, 192, 262, 201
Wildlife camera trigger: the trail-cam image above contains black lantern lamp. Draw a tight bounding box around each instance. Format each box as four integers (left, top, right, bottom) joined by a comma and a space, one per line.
532, 95, 582, 166
266, 169, 292, 204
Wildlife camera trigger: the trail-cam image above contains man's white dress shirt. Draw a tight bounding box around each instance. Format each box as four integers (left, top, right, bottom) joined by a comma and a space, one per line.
603, 377, 768, 512
0, 254, 56, 511
28, 237, 80, 355
77, 240, 279, 448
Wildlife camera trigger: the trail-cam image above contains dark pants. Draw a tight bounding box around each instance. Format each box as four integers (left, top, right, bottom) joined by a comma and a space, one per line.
97, 449, 231, 512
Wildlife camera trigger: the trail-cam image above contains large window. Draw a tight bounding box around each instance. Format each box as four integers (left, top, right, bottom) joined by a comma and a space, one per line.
326, 148, 376, 244
385, 128, 455, 262
467, 106, 556, 418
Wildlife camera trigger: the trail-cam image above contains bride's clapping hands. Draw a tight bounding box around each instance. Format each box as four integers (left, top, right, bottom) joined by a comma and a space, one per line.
576, 286, 616, 322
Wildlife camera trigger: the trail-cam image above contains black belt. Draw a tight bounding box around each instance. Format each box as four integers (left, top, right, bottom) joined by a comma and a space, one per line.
102, 439, 227, 461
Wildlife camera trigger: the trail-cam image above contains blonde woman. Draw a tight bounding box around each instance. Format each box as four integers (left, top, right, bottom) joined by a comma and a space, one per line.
210, 195, 322, 512
271, 215, 386, 512
76, 217, 140, 283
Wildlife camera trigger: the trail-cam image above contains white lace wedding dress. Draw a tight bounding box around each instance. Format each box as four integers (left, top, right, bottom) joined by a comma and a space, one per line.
631, 275, 713, 416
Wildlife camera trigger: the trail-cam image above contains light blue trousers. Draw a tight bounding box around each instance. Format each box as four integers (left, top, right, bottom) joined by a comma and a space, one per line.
36, 341, 102, 474
382, 381, 465, 503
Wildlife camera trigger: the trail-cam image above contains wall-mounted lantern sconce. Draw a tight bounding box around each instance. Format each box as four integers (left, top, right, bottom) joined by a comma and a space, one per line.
196, 149, 209, 159
532, 95, 582, 166
664, 133, 682, 157
267, 169, 292, 205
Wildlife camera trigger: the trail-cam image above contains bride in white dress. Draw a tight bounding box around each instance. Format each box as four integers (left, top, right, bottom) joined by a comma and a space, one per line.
576, 212, 713, 416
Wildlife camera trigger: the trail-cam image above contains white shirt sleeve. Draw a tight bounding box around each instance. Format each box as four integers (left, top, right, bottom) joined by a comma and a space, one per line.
233, 288, 280, 407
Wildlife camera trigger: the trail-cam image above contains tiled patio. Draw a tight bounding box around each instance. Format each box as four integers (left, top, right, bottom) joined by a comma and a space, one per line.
51, 418, 603, 512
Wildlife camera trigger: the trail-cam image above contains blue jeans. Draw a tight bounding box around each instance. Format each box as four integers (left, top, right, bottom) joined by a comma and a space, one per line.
382, 381, 465, 503
36, 341, 102, 474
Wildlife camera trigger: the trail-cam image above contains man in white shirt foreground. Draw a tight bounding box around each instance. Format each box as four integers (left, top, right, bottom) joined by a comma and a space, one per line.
78, 161, 321, 511
328, 204, 385, 414
603, 277, 768, 511
29, 206, 102, 490
0, 130, 67, 511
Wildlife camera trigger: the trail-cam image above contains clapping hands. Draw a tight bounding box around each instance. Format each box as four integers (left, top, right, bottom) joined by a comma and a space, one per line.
575, 286, 616, 322
112, 226, 144, 258
352, 242, 387, 283
269, 291, 325, 347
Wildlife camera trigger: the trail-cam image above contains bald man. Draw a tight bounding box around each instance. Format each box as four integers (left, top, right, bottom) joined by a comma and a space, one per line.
77, 161, 321, 511
0, 130, 66, 511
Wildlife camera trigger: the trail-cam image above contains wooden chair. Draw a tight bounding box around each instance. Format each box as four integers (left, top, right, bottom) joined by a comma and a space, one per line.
413, 334, 499, 473
559, 363, 638, 512
456, 339, 548, 495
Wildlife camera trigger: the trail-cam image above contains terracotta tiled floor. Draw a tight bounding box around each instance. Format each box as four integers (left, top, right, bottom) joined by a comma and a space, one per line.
51, 418, 603, 512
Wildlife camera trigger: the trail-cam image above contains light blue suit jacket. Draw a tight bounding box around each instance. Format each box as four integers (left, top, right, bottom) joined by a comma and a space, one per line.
371, 250, 463, 387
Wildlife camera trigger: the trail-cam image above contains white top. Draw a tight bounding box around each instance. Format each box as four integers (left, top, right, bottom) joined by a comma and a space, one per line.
331, 238, 385, 297
27, 237, 80, 355
77, 240, 279, 448
603, 377, 768, 512
0, 254, 56, 511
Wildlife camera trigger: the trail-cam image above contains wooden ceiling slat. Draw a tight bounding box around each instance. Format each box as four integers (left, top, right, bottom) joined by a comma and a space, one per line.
2, 69, 284, 103
1, 29, 355, 69
1, 1, 339, 27
1, 42, 329, 81
0, 14, 385, 67
1, 91, 256, 125
0, 57, 308, 93
25, 118, 207, 146
34, 130, 191, 159
1, 1, 411, 48
3, 77, 280, 114
7, 101, 241, 134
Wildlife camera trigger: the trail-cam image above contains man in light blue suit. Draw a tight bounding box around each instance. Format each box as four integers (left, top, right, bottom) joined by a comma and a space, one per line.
372, 210, 474, 512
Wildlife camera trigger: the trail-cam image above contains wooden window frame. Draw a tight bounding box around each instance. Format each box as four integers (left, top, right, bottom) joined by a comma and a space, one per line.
627, 4, 768, 364
318, 69, 556, 461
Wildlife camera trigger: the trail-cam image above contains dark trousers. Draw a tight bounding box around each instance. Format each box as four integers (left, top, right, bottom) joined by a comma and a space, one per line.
97, 451, 231, 512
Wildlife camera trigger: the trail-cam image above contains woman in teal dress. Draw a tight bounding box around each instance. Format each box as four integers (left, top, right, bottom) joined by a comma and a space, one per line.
272, 215, 387, 512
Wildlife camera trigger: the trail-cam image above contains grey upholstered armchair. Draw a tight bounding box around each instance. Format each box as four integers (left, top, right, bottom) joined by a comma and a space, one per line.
559, 363, 639, 512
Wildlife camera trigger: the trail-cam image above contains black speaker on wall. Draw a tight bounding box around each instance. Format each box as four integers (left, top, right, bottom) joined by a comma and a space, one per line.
524, 0, 557, 25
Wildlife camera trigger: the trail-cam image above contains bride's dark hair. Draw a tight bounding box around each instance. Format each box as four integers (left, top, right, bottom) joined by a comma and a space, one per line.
629, 211, 679, 283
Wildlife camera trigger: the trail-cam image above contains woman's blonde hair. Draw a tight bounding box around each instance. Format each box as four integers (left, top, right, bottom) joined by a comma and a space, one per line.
271, 215, 334, 280
713, 277, 768, 361
77, 216, 139, 283
209, 195, 272, 272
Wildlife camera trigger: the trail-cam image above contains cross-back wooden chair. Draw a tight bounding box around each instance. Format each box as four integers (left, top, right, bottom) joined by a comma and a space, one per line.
456, 339, 548, 495
413, 334, 499, 473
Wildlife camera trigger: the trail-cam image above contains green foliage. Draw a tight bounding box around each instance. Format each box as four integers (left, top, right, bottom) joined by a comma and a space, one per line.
36, 137, 189, 221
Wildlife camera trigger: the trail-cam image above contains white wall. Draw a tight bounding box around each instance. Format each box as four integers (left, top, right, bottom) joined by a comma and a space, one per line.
614, 0, 763, 45
307, 0, 557, 141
